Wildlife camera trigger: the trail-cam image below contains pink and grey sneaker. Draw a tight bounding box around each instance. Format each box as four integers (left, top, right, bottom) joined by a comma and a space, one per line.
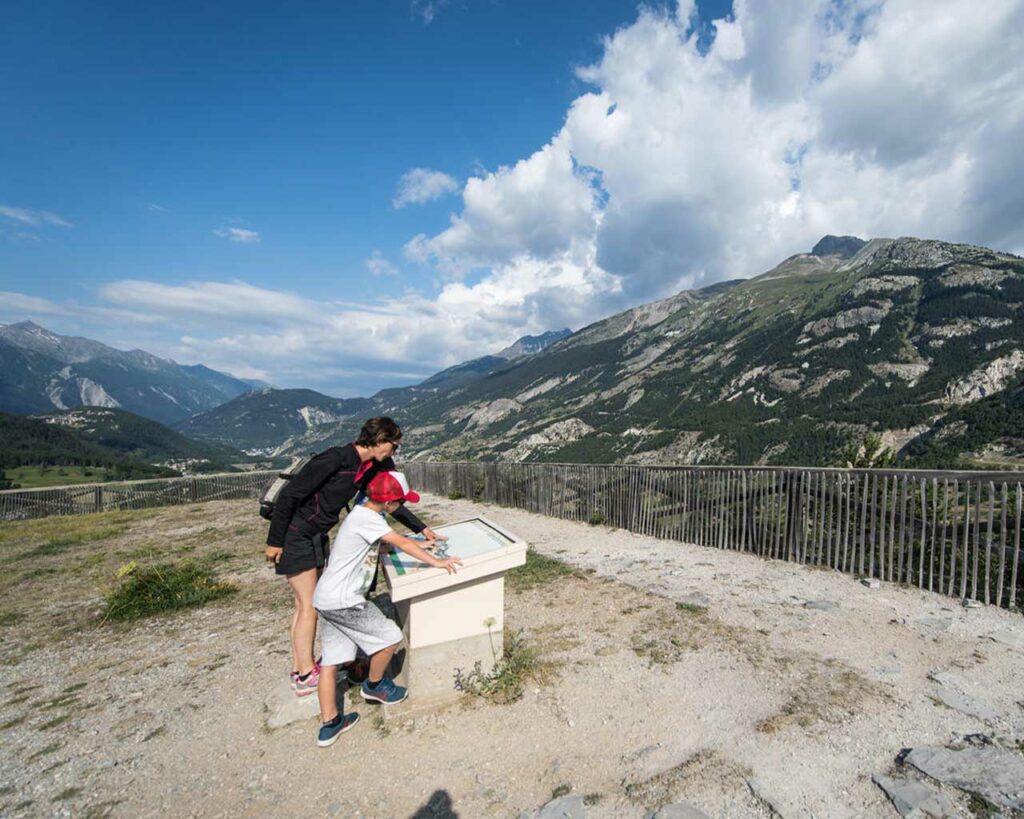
291, 663, 321, 697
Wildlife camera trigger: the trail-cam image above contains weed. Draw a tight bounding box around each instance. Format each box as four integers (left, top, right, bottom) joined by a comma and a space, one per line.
27, 741, 61, 761
550, 784, 572, 799
447, 489, 464, 500
102, 560, 236, 622
142, 725, 166, 742
588, 512, 608, 526
82, 801, 123, 818
675, 602, 707, 614
583, 793, 603, 806
52, 787, 82, 802
62, 682, 87, 694
37, 714, 70, 731
373, 713, 392, 737
454, 630, 550, 704
507, 550, 582, 592
203, 549, 234, 564
0, 610, 24, 627
0, 715, 27, 731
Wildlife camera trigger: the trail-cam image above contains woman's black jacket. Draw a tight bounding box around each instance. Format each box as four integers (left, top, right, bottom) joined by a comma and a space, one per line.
266, 443, 425, 547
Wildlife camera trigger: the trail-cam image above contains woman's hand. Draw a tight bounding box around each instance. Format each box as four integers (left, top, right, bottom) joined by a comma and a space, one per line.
421, 527, 448, 542
265, 546, 283, 564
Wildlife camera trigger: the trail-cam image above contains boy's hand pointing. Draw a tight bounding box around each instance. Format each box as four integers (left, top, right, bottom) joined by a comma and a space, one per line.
433, 556, 463, 574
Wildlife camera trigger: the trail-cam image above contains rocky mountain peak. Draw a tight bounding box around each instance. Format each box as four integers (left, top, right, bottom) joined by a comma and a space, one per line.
810, 235, 866, 258
496, 329, 572, 359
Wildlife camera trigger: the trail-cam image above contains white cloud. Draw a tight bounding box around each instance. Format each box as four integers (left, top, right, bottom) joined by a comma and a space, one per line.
393, 168, 460, 208
213, 226, 261, 244
410, 0, 451, 25
366, 250, 400, 277
0, 205, 72, 228
406, 0, 1024, 308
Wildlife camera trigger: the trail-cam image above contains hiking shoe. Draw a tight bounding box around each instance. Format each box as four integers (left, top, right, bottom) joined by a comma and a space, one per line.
316, 712, 359, 747
360, 677, 408, 705
291, 665, 320, 697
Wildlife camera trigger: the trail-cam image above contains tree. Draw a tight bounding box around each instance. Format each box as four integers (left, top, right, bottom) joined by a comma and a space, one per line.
838, 433, 895, 469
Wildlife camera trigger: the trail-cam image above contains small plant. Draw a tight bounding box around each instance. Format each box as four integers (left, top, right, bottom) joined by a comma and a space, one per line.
550, 784, 572, 799
102, 560, 236, 622
675, 602, 706, 614
447, 489, 464, 500
372, 712, 391, 737
454, 629, 546, 704
588, 512, 608, 526
507, 550, 582, 592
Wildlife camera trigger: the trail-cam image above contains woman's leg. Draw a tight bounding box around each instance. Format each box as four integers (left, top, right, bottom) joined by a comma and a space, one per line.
287, 568, 319, 676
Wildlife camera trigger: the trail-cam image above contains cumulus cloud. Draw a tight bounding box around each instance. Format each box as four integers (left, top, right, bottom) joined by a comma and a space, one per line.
0, 205, 72, 228
407, 0, 1024, 308
393, 168, 460, 208
213, 226, 261, 244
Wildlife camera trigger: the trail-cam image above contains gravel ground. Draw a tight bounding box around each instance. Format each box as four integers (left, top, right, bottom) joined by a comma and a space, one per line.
1, 493, 1023, 818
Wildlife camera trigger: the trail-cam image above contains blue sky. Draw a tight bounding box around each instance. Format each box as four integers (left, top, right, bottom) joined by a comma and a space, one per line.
2, 0, 1022, 396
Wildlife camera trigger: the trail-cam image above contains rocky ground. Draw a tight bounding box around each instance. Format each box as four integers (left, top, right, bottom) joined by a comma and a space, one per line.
1, 494, 1023, 818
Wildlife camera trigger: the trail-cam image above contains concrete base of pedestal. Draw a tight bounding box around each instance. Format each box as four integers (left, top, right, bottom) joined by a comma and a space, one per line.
392, 630, 498, 705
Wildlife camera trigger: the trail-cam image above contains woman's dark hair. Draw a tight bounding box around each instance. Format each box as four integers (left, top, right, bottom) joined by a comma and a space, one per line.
356, 416, 402, 448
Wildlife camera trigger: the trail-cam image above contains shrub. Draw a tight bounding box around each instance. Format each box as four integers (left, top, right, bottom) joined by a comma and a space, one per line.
102, 560, 236, 622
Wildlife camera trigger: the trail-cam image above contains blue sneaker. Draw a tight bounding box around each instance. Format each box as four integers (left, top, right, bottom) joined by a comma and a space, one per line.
360, 677, 408, 705
316, 712, 359, 748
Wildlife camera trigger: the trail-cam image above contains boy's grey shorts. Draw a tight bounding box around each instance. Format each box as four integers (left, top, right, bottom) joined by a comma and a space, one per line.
317, 602, 403, 667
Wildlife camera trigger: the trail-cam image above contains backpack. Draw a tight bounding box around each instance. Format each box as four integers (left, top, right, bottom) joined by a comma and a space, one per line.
258, 454, 317, 520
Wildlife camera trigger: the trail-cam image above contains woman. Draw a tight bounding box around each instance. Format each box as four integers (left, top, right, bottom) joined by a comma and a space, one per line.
265, 416, 444, 695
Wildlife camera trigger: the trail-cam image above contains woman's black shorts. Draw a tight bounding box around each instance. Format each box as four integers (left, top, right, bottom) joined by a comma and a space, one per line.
276, 528, 329, 576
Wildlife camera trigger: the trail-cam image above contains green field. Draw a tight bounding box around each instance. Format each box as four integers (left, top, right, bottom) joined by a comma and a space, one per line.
3, 465, 111, 489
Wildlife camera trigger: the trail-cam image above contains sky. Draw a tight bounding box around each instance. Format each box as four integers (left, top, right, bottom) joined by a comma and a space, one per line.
2, 0, 1023, 397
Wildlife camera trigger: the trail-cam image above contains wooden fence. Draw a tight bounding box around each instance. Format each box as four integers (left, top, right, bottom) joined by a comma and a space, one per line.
0, 471, 277, 521
404, 462, 1024, 611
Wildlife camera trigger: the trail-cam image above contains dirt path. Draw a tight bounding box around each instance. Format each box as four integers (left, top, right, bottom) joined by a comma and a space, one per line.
1, 494, 1022, 817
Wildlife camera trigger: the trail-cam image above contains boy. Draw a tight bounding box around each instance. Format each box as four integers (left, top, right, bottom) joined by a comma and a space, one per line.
312, 470, 461, 747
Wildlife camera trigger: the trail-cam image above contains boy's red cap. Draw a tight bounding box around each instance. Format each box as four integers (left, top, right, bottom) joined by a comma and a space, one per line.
367, 470, 420, 504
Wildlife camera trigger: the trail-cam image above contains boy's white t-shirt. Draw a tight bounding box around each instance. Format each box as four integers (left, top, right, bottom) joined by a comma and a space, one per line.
313, 504, 393, 611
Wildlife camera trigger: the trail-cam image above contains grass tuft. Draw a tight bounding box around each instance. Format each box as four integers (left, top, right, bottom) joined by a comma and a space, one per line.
102, 560, 236, 622
507, 550, 583, 592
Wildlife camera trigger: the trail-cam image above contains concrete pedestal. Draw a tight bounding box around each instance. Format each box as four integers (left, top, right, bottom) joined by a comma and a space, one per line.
383, 517, 526, 706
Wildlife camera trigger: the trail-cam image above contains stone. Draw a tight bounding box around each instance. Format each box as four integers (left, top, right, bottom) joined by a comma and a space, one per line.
861, 578, 881, 589
264, 679, 321, 729
962, 598, 983, 609
678, 593, 710, 608
650, 801, 712, 819
872, 774, 956, 817
804, 600, 838, 611
930, 686, 999, 722
905, 746, 1024, 810
986, 628, 1024, 651
536, 795, 586, 819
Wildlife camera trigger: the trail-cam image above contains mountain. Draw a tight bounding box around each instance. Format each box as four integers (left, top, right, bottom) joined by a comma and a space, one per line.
496, 329, 572, 359
39, 407, 246, 473
177, 329, 574, 453
0, 322, 255, 424
0, 411, 178, 481
279, 235, 1024, 470
174, 388, 373, 454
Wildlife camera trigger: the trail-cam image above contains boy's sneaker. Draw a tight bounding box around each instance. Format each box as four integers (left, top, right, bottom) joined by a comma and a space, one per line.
291, 664, 320, 697
360, 677, 408, 705
316, 712, 359, 747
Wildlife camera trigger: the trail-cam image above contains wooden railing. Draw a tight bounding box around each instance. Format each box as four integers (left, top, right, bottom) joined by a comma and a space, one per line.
3, 462, 1021, 611
0, 471, 277, 521
404, 462, 1024, 611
